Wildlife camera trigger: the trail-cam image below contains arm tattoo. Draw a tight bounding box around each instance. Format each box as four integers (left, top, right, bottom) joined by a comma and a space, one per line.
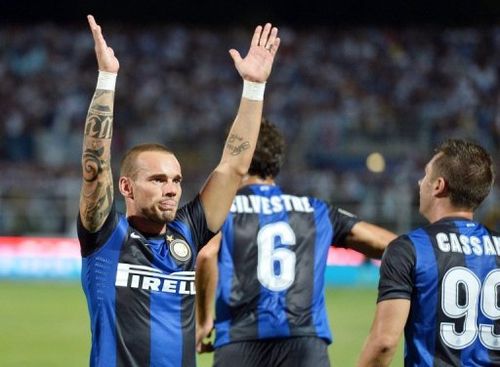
85, 114, 113, 139
225, 133, 250, 156
80, 89, 115, 231
82, 146, 105, 183
84, 91, 113, 139
82, 182, 113, 232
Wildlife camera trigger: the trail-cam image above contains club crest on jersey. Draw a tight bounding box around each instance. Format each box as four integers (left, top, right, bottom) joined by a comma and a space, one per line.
169, 239, 192, 262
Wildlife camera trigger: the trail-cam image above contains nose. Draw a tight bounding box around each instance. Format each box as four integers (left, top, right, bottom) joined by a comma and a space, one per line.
162, 181, 178, 197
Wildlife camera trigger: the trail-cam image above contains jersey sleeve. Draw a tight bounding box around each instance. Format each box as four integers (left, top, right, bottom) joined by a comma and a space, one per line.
377, 235, 416, 302
77, 203, 119, 257
175, 194, 216, 251
329, 205, 361, 245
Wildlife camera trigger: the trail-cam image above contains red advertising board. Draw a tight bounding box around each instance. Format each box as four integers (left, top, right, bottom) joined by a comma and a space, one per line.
0, 236, 378, 279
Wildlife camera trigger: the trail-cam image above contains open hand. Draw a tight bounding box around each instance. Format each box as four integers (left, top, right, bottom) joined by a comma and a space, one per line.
229, 23, 280, 83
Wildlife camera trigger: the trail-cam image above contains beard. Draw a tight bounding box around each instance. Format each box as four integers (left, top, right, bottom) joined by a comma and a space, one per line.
143, 204, 178, 224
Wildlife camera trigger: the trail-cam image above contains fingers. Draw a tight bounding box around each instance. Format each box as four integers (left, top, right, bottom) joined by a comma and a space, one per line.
196, 329, 214, 354
258, 23, 272, 47
198, 341, 214, 354
254, 23, 280, 55
265, 26, 279, 50
250, 25, 263, 47
87, 14, 107, 50
87, 14, 96, 28
268, 36, 281, 56
228, 49, 242, 64
87, 15, 100, 41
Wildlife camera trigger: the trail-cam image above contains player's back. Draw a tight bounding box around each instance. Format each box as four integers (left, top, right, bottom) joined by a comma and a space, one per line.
404, 217, 500, 366
213, 184, 358, 348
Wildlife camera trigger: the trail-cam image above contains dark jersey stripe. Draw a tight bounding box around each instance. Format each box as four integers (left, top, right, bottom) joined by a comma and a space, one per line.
227, 206, 261, 342
252, 185, 292, 339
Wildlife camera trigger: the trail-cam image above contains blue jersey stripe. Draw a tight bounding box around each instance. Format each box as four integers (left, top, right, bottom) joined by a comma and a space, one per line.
312, 200, 333, 342
83, 215, 128, 367
408, 228, 438, 366
214, 212, 235, 347
458, 221, 495, 366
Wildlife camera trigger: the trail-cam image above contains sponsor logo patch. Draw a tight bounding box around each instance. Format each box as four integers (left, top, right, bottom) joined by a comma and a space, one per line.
115, 263, 196, 295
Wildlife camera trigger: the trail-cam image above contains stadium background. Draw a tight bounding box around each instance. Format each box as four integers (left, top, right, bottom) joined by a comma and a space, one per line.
1, 1, 499, 365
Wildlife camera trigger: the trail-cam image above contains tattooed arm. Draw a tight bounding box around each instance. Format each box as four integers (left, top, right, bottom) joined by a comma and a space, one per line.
79, 15, 120, 232
200, 24, 281, 232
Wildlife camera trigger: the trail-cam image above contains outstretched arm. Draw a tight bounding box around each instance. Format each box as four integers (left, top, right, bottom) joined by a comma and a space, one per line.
344, 222, 397, 259
79, 15, 119, 232
200, 24, 281, 232
195, 233, 221, 353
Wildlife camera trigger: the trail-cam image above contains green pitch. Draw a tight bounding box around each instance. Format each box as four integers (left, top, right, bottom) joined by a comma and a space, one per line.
0, 281, 403, 366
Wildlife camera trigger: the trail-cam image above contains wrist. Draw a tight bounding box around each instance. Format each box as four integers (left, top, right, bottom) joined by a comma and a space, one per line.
242, 80, 266, 101
96, 70, 117, 91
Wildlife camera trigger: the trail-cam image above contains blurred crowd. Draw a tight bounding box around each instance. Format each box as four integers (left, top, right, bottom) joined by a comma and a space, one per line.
0, 22, 499, 236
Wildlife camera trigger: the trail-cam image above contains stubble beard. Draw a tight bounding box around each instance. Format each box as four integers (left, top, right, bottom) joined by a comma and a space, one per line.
141, 205, 177, 225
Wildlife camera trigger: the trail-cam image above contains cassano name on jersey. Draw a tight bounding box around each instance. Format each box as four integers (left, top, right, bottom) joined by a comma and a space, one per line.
436, 232, 500, 256
115, 263, 196, 295
230, 194, 314, 214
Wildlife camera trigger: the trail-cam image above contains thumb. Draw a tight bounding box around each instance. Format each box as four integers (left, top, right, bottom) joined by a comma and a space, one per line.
228, 49, 242, 64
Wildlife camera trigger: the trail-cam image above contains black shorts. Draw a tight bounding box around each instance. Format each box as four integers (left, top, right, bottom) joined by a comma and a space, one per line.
213, 336, 330, 367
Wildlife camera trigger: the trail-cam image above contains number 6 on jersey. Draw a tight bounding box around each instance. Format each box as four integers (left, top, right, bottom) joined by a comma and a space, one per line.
257, 221, 297, 292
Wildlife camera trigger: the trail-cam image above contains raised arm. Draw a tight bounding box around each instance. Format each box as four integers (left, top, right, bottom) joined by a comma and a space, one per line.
344, 221, 397, 259
79, 15, 119, 232
195, 233, 221, 353
200, 24, 281, 232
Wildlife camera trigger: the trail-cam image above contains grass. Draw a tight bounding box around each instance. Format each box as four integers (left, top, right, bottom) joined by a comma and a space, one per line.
0, 282, 403, 366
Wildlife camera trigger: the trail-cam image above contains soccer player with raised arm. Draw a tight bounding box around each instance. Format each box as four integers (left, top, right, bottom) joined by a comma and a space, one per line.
358, 139, 499, 367
196, 119, 397, 367
78, 15, 280, 367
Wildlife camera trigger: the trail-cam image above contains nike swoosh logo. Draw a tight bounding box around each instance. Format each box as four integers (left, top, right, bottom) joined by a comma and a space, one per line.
130, 232, 141, 239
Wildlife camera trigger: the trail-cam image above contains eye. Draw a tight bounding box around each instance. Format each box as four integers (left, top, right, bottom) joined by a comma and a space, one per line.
173, 177, 182, 184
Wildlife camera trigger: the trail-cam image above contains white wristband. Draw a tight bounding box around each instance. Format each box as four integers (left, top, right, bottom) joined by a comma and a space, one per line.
96, 71, 117, 91
242, 80, 266, 101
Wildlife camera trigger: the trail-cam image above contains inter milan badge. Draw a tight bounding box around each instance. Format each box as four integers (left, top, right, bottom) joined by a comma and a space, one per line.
168, 239, 192, 262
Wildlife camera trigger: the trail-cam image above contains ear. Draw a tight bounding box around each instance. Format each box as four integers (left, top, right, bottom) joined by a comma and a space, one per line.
119, 176, 134, 199
433, 177, 448, 198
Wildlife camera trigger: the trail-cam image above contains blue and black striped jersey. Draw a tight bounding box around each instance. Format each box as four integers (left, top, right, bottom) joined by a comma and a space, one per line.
378, 217, 500, 366
77, 196, 214, 367
214, 184, 359, 348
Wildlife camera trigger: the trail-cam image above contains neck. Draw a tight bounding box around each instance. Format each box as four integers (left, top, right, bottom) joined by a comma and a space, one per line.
242, 175, 276, 186
127, 215, 166, 236
425, 205, 474, 224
